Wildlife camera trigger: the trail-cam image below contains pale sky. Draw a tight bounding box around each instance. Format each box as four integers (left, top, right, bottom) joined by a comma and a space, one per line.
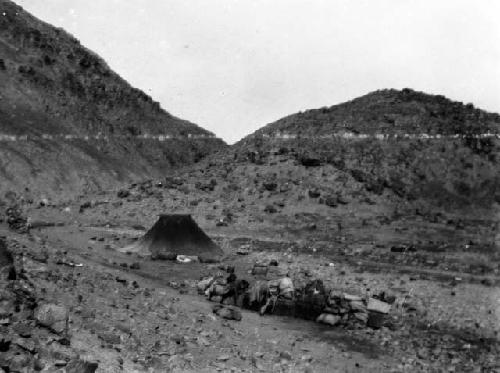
15, 0, 500, 143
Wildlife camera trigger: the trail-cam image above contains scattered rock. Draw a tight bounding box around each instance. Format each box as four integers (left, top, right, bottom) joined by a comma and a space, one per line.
98, 331, 121, 345
324, 196, 338, 208
34, 304, 68, 334
481, 278, 494, 286
336, 195, 349, 205
66, 358, 98, 373
279, 350, 292, 361
117, 190, 130, 198
8, 353, 32, 371
13, 323, 32, 338
213, 305, 242, 321
264, 205, 277, 213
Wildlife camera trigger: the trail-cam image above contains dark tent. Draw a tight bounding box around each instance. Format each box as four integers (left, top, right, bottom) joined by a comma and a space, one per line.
127, 214, 223, 261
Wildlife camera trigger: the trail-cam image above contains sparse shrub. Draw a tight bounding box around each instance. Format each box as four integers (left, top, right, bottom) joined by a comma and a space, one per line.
277, 147, 289, 155
298, 155, 321, 167
365, 179, 385, 195
126, 126, 141, 136
264, 205, 277, 213
43, 55, 55, 65
308, 189, 321, 198
350, 169, 366, 183
454, 181, 471, 196
262, 181, 277, 191
324, 196, 338, 208
79, 57, 92, 69
18, 65, 35, 75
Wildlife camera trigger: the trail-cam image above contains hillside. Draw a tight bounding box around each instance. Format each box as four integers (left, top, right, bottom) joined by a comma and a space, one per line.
0, 0, 225, 197
234, 89, 500, 208
249, 88, 500, 137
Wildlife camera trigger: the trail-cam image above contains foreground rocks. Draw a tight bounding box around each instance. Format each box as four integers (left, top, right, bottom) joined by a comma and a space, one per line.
0, 238, 97, 372
34, 303, 69, 334
0, 211, 498, 372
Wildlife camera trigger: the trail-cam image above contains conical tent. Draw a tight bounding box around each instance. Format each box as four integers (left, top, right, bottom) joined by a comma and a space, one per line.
131, 214, 222, 261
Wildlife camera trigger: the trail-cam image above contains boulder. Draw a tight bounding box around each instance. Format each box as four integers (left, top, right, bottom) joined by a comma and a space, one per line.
97, 331, 121, 345
34, 304, 68, 334
8, 353, 32, 372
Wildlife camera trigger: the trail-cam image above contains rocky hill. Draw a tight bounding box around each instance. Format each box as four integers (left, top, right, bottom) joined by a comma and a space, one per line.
0, 0, 225, 198
233, 89, 500, 208
249, 88, 500, 136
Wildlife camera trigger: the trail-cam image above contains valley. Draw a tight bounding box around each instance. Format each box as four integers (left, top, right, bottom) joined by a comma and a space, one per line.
0, 0, 499, 372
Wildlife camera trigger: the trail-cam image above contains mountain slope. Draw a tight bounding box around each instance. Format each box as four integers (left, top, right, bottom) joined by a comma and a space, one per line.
248, 88, 500, 137
233, 89, 500, 208
0, 0, 225, 197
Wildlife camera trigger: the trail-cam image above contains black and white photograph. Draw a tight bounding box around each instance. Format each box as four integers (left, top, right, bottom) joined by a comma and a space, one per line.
0, 0, 499, 371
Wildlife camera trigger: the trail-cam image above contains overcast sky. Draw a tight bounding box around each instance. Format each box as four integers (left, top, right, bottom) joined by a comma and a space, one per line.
15, 0, 500, 143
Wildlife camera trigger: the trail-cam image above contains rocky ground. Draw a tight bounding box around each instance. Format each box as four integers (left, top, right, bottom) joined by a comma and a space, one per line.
0, 177, 499, 372
1, 226, 402, 372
